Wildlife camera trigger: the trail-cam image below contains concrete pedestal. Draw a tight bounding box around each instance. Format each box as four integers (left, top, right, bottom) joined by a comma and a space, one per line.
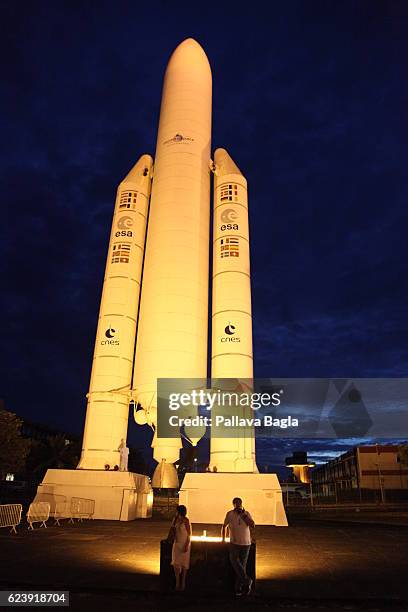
33, 469, 153, 521
179, 473, 288, 526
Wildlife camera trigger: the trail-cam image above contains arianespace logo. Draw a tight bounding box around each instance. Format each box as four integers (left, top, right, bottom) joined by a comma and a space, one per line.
221, 322, 240, 343
101, 325, 119, 346
164, 133, 194, 145
115, 216, 133, 238
220, 208, 239, 232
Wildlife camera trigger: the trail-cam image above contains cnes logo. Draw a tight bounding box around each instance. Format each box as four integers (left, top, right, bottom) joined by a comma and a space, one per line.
221, 323, 240, 343
101, 325, 119, 346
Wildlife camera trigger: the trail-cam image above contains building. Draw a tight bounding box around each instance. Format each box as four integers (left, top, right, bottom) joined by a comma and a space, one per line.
285, 451, 315, 484
312, 444, 408, 500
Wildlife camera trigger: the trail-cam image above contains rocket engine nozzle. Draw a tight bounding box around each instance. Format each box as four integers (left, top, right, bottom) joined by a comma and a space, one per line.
152, 459, 179, 489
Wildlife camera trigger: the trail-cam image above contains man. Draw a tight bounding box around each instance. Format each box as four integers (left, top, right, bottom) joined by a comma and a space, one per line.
221, 497, 255, 596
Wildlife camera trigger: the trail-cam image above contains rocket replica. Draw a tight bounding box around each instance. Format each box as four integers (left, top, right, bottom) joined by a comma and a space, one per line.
35, 39, 287, 525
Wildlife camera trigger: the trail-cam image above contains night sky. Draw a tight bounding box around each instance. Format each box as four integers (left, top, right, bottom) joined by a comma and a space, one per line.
2, 1, 407, 474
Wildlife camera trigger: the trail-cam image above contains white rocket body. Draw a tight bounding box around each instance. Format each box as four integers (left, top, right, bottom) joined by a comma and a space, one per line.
210, 149, 257, 473
79, 40, 257, 482
131, 40, 212, 486
38, 37, 288, 526
78, 155, 153, 470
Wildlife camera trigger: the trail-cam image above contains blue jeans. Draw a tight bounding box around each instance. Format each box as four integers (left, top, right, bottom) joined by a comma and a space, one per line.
229, 543, 251, 591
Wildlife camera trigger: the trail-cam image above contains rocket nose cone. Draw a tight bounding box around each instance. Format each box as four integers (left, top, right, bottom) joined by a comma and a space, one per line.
137, 153, 154, 169
166, 37, 211, 78
121, 154, 153, 185
214, 148, 243, 176
175, 37, 205, 52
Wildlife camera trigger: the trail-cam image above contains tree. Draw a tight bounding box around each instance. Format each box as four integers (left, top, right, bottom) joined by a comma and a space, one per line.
27, 434, 81, 480
0, 409, 30, 480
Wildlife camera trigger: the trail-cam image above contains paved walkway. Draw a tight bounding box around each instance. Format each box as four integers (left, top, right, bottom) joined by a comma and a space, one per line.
0, 516, 407, 610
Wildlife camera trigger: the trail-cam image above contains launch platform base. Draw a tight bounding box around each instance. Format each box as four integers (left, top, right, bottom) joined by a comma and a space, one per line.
179, 472, 288, 526
32, 469, 153, 521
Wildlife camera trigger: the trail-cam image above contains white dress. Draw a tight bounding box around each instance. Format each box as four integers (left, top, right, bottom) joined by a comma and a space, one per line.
171, 518, 191, 569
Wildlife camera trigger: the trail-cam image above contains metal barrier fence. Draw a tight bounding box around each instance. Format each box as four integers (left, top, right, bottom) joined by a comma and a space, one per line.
27, 502, 50, 529
0, 504, 22, 534
69, 497, 95, 522
53, 500, 69, 526
27, 495, 95, 525
31, 494, 70, 525
1, 498, 95, 532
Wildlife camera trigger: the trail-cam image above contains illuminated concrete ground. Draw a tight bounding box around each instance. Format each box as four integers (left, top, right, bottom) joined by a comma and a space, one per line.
0, 515, 407, 610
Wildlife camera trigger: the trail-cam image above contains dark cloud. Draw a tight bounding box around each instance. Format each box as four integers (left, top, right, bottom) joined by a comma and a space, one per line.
1, 1, 407, 465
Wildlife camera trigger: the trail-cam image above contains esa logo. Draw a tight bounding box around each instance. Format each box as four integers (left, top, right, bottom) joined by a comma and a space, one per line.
115, 216, 133, 238
101, 325, 119, 346
220, 223, 239, 231
221, 323, 240, 343
221, 209, 238, 222
220, 209, 239, 232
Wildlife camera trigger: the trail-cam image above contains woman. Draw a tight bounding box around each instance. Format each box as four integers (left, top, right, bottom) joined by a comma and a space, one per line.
170, 504, 191, 591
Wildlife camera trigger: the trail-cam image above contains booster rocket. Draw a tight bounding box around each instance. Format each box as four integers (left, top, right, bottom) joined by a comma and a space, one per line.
78, 39, 257, 484
78, 155, 153, 470
210, 148, 257, 473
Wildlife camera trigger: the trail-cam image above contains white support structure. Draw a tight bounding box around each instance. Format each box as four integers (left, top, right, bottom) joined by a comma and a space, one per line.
0, 504, 22, 534
33, 469, 153, 521
179, 473, 288, 526
27, 502, 50, 530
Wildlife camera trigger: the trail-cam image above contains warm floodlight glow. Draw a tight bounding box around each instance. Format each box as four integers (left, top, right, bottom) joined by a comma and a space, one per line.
112, 551, 160, 575
191, 535, 230, 542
